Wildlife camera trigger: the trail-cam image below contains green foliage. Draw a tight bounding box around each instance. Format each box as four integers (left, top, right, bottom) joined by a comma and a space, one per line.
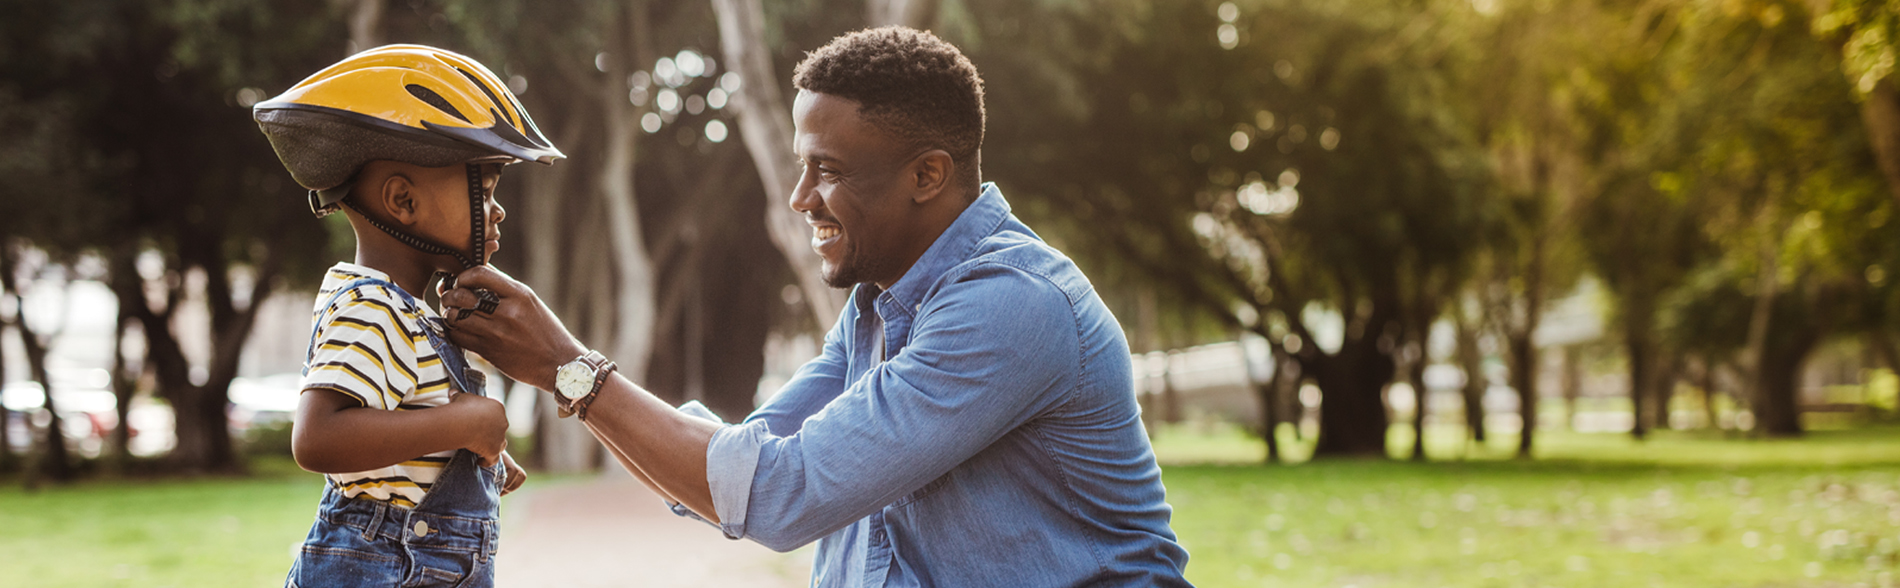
971, 0, 1494, 312
1817, 0, 1900, 96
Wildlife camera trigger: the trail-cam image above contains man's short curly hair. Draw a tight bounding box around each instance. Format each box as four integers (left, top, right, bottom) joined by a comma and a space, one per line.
793, 26, 985, 184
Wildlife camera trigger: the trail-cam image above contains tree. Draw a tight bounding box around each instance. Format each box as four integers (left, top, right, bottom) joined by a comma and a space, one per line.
965, 0, 1496, 458
0, 0, 343, 473
1646, 0, 1880, 437
710, 0, 939, 334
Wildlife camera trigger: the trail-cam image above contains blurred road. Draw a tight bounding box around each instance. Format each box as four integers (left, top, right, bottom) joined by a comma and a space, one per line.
496, 473, 811, 587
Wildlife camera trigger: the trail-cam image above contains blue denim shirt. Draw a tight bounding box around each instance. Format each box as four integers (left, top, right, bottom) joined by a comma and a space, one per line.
673, 184, 1191, 587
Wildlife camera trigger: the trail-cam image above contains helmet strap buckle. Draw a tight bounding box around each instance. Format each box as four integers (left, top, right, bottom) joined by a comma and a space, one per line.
309, 190, 341, 218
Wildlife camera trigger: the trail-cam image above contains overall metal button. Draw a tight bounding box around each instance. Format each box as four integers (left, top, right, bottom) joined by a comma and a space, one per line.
413, 521, 430, 537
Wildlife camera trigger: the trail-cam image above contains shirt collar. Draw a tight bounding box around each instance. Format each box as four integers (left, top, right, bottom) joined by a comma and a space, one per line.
873, 182, 1010, 317
328, 262, 392, 283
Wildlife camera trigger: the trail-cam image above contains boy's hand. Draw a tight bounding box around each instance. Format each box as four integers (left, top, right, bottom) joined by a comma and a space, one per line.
444, 390, 509, 467
500, 451, 526, 496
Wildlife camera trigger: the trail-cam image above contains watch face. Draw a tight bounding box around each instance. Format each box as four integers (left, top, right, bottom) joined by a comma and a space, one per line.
556, 362, 592, 399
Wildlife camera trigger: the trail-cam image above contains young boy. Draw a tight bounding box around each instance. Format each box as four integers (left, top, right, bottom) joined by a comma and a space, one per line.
252, 44, 563, 587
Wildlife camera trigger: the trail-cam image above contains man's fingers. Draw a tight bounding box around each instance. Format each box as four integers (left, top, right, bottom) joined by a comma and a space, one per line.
440, 287, 480, 309
448, 265, 523, 297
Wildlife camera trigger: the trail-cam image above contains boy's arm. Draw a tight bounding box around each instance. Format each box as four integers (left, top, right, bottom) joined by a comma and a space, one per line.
500, 450, 526, 495
292, 387, 508, 473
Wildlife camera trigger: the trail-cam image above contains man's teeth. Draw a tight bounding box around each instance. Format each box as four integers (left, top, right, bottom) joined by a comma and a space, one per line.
815, 227, 840, 240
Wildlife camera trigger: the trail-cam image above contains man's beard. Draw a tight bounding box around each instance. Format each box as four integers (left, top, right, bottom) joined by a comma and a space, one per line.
821, 240, 885, 289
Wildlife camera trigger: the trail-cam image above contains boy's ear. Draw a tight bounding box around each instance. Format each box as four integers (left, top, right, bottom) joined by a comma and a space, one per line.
380, 173, 419, 225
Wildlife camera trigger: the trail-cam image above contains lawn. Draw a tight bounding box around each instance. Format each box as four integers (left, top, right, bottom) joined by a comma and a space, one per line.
0, 458, 322, 587
3, 426, 1899, 587
1157, 423, 1900, 588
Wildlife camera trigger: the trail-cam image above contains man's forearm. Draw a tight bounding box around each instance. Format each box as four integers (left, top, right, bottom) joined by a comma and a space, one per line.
585, 418, 679, 504
580, 373, 723, 522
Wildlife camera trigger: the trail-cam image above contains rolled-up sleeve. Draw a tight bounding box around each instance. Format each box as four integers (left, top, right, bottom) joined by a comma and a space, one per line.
673, 304, 854, 537
719, 264, 1077, 552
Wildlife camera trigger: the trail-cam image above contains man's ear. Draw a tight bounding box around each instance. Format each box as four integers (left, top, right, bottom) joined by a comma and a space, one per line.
380, 173, 419, 225
909, 149, 954, 204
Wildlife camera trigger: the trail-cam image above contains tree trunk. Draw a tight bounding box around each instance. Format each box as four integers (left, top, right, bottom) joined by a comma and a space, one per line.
2, 244, 74, 486
1510, 232, 1546, 459
600, 0, 656, 386
1561, 345, 1581, 431
111, 257, 263, 474
1651, 352, 1680, 430
1240, 331, 1282, 464
1697, 356, 1721, 430
710, 0, 846, 330
1257, 343, 1292, 464
1858, 78, 1900, 208
1869, 330, 1900, 378
104, 246, 143, 470
866, 0, 941, 27
1506, 329, 1537, 458
0, 292, 11, 473
1741, 208, 1780, 437
346, 0, 386, 55
107, 305, 136, 473
17, 319, 73, 487
1756, 327, 1818, 437
1310, 337, 1396, 458
1407, 338, 1429, 462
1623, 294, 1657, 440
1454, 306, 1487, 442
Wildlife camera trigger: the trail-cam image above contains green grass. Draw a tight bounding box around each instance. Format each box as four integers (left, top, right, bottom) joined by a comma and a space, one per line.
1157, 424, 1900, 588
0, 458, 321, 588
6, 427, 1900, 587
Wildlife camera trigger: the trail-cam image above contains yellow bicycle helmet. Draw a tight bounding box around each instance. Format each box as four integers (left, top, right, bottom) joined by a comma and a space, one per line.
254, 44, 563, 270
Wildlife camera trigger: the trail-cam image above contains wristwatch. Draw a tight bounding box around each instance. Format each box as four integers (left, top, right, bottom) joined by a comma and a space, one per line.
553, 350, 614, 419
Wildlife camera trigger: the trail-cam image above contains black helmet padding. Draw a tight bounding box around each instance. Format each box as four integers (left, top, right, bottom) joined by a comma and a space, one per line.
256, 106, 497, 193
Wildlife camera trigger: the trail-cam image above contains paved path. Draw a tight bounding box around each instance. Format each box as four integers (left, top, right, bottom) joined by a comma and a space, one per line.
496, 473, 811, 587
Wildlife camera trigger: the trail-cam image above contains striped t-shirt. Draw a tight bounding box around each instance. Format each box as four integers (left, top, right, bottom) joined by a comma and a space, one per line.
300, 263, 460, 508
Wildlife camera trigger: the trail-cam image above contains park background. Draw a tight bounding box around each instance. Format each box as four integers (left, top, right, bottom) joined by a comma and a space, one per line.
8, 0, 1900, 586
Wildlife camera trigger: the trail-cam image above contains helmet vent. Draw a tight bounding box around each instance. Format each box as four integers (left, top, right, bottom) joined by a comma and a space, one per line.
406, 84, 472, 123
455, 67, 517, 128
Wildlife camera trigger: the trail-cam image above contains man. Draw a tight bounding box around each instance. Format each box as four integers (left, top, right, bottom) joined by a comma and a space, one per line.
442, 26, 1192, 587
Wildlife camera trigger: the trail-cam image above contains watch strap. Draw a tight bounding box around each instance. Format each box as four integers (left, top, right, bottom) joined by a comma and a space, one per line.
556, 351, 613, 419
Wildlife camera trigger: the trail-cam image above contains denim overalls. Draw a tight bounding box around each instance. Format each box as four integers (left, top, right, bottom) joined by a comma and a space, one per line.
287, 278, 503, 588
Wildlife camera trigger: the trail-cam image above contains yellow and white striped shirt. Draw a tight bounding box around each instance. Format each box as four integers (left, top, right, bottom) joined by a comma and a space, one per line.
300, 263, 459, 508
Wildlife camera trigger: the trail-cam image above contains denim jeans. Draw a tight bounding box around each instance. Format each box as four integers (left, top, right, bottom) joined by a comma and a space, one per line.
287, 278, 501, 587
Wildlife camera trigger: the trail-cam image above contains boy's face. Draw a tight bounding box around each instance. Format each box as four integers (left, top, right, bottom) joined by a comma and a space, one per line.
359, 160, 506, 267
409, 162, 505, 264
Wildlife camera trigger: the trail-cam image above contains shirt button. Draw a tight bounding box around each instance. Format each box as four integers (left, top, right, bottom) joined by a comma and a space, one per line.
413, 521, 430, 537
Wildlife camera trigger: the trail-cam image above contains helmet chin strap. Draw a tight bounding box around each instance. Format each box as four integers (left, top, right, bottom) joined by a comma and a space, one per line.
339, 162, 488, 280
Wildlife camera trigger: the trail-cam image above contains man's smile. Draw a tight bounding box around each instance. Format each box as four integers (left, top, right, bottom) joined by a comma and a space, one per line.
811, 223, 842, 254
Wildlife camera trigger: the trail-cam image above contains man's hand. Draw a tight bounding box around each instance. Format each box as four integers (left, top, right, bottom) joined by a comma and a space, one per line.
439, 266, 588, 391
441, 390, 509, 466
